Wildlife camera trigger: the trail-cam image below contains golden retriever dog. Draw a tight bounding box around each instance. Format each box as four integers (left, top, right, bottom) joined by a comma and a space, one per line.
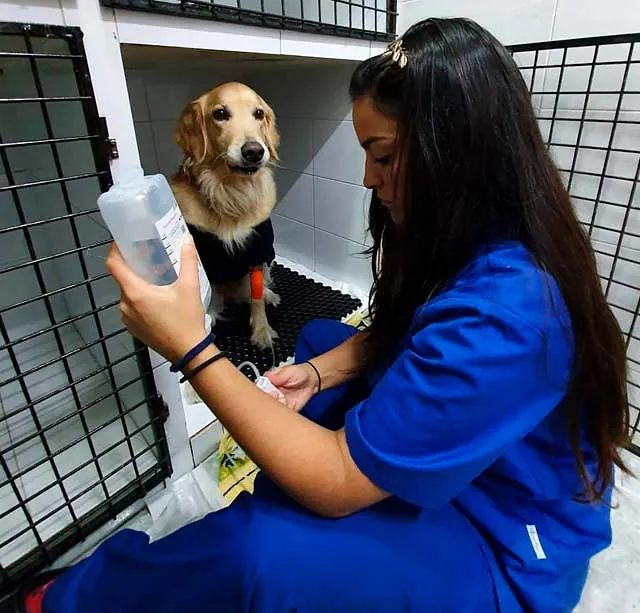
170, 82, 280, 349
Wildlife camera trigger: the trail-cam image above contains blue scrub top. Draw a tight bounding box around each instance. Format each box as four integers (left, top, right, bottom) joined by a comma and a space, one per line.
344, 241, 612, 612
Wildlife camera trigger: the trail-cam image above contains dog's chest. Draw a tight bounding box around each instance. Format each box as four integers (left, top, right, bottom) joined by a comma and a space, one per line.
188, 218, 276, 285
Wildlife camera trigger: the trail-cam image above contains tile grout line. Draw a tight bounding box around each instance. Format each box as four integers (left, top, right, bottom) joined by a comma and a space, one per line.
273, 212, 367, 248
278, 166, 364, 188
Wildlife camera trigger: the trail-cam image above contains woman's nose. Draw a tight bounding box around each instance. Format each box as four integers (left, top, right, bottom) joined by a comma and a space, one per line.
363, 161, 381, 190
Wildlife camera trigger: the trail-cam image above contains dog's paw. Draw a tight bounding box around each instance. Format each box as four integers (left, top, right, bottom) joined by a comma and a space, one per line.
264, 289, 281, 307
250, 321, 278, 349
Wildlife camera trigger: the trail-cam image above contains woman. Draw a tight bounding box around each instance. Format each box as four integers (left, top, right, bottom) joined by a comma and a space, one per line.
30, 17, 628, 613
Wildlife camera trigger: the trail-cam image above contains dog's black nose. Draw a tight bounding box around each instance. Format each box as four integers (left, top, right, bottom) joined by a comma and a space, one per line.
241, 141, 265, 164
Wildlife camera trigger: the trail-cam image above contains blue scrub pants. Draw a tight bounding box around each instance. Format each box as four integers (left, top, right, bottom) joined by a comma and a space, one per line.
43, 320, 498, 613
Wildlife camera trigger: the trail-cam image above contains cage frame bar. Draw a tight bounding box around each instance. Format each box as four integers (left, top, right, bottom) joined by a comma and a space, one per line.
100, 0, 396, 41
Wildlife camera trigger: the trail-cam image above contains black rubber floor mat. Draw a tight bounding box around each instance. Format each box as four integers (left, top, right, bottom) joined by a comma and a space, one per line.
213, 263, 362, 378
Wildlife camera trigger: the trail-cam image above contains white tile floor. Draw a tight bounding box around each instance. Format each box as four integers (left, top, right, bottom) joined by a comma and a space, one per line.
0, 322, 157, 568
576, 450, 640, 612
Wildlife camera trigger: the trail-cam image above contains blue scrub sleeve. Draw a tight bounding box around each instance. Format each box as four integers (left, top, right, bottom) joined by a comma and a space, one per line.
344, 297, 572, 508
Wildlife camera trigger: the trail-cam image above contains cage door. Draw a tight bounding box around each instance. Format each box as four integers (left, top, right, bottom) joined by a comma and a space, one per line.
0, 22, 171, 601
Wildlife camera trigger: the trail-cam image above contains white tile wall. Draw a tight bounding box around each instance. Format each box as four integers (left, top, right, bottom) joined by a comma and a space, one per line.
146, 81, 194, 123
281, 31, 371, 60
397, 0, 640, 47
313, 120, 364, 185
274, 169, 314, 226
552, 0, 640, 40
314, 229, 372, 290
397, 0, 557, 45
277, 117, 314, 174
151, 120, 182, 177
314, 176, 369, 244
125, 72, 150, 123
271, 214, 315, 271
252, 64, 354, 121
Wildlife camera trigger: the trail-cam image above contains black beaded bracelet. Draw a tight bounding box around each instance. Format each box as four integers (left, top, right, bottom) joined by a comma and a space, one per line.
304, 360, 322, 393
179, 351, 227, 383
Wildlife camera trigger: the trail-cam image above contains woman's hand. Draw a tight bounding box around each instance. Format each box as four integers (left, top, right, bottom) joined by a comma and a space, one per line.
266, 363, 320, 412
105, 237, 207, 364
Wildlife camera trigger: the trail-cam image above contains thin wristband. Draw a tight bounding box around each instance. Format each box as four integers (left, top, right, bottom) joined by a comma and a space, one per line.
304, 360, 322, 393
179, 351, 227, 383
170, 332, 216, 373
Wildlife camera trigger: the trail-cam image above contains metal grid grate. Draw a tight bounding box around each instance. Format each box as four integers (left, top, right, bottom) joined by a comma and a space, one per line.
510, 33, 640, 456
101, 0, 396, 42
0, 23, 171, 599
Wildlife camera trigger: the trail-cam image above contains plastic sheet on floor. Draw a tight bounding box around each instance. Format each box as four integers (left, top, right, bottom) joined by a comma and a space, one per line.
144, 456, 228, 543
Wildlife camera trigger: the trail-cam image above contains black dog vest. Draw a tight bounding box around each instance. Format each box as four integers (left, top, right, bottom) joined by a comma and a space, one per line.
187, 218, 275, 285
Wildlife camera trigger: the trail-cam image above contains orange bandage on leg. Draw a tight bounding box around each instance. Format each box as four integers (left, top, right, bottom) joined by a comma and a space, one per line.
249, 268, 264, 301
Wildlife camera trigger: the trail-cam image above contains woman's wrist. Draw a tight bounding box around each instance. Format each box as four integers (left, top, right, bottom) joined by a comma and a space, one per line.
303, 360, 322, 394
182, 343, 220, 371
168, 328, 212, 369
179, 344, 226, 383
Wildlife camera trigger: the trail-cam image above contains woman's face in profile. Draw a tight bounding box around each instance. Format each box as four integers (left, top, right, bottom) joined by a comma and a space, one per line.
352, 96, 402, 223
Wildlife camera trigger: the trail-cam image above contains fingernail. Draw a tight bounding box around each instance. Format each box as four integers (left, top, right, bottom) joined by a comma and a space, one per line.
184, 234, 194, 246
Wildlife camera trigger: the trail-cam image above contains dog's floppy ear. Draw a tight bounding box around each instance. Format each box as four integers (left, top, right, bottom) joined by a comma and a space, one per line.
262, 101, 280, 162
174, 99, 209, 163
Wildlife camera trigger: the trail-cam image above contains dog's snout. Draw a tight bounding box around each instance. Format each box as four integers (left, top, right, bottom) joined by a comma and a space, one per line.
241, 141, 265, 164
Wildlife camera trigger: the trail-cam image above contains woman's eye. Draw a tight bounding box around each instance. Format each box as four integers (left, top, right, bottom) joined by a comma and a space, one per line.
375, 154, 393, 166
254, 109, 265, 120
213, 108, 229, 121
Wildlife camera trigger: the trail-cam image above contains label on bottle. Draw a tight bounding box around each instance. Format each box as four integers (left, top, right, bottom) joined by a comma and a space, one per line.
155, 205, 211, 305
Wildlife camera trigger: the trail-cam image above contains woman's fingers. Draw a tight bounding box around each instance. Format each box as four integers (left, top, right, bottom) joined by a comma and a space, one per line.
266, 367, 294, 386
177, 236, 201, 292
265, 367, 283, 384
105, 242, 146, 298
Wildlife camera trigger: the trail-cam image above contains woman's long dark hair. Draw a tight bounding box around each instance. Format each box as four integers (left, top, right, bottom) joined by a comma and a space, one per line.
349, 18, 629, 501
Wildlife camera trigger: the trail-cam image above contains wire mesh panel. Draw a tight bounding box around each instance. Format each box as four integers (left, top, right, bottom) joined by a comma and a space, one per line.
0, 23, 171, 598
101, 0, 396, 41
510, 33, 640, 456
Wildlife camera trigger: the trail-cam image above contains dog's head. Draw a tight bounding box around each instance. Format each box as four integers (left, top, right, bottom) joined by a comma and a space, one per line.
175, 82, 279, 176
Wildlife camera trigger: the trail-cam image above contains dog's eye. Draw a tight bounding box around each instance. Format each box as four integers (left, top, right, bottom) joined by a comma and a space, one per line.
213, 108, 229, 121
254, 109, 265, 120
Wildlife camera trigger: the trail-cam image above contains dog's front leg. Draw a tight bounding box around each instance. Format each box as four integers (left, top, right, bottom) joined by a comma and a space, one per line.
249, 266, 278, 349
250, 298, 277, 349
263, 263, 280, 307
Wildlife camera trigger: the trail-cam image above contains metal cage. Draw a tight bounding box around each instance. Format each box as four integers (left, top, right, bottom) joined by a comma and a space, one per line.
0, 23, 171, 600
101, 0, 397, 41
509, 33, 640, 455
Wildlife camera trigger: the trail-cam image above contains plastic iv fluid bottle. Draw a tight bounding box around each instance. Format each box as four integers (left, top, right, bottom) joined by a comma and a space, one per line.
97, 166, 211, 308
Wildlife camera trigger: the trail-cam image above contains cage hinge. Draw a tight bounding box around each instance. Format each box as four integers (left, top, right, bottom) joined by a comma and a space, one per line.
97, 116, 119, 160
155, 394, 170, 423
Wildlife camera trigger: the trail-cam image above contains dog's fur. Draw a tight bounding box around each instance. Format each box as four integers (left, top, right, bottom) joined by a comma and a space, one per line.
170, 82, 280, 348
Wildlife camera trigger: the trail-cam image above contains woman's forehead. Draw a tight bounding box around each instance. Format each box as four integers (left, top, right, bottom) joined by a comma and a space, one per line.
352, 97, 397, 147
